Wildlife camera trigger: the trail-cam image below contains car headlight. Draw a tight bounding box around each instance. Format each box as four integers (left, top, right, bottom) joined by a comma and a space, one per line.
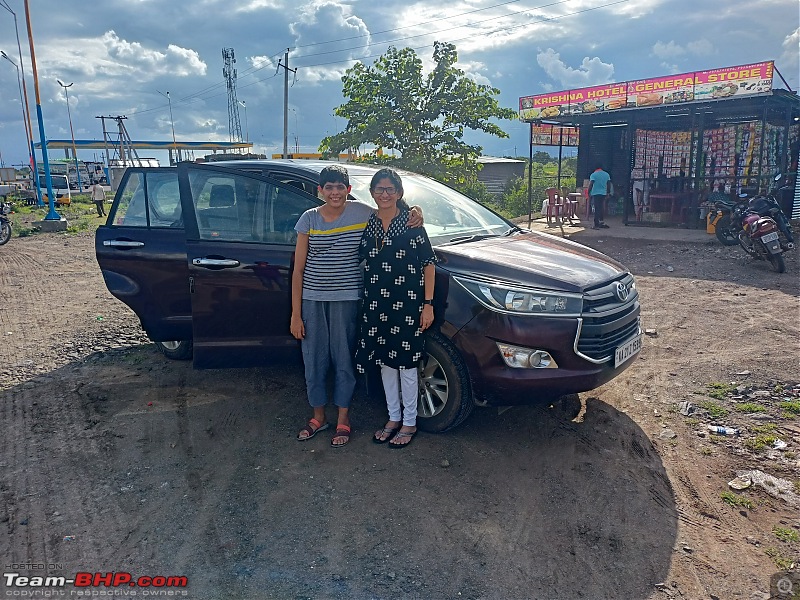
454, 275, 582, 316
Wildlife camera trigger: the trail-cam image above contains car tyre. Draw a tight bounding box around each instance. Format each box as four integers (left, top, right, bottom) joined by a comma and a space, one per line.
416, 330, 474, 433
155, 340, 193, 360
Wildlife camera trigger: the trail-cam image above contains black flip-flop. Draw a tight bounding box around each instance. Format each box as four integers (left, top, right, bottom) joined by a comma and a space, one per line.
373, 427, 400, 444
388, 430, 416, 449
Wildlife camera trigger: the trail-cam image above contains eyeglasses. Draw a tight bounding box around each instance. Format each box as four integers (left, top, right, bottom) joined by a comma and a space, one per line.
374, 186, 398, 196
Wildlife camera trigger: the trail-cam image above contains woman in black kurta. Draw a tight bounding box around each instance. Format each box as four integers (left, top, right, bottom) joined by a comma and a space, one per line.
356, 168, 437, 448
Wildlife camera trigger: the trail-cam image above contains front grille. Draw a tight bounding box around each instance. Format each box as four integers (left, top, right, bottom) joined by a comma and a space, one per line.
576, 274, 640, 362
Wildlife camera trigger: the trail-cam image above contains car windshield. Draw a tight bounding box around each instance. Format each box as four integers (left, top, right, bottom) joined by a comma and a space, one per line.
347, 174, 512, 246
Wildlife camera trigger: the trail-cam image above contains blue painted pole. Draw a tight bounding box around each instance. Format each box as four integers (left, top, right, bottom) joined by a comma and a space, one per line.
23, 0, 60, 220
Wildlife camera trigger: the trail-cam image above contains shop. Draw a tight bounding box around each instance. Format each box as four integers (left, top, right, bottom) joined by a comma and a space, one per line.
520, 61, 800, 228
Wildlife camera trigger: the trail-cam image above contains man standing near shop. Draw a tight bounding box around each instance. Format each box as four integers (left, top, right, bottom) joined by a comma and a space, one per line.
91, 181, 107, 218
588, 164, 611, 229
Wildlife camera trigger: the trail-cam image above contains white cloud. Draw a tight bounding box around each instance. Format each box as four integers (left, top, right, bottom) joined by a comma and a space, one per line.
457, 60, 491, 86
536, 49, 614, 88
652, 40, 685, 60
101, 32, 205, 77
686, 39, 714, 55
781, 27, 799, 83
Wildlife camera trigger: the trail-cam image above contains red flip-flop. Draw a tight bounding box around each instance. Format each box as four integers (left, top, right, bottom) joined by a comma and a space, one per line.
296, 418, 329, 441
331, 424, 351, 448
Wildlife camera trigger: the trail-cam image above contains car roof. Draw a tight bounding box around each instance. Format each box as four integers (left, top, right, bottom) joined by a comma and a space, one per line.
210, 159, 413, 179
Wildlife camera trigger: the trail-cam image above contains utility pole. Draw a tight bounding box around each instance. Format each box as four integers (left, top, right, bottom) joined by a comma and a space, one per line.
276, 49, 296, 159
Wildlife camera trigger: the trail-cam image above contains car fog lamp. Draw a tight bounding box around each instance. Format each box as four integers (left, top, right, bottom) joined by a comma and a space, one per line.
497, 343, 558, 369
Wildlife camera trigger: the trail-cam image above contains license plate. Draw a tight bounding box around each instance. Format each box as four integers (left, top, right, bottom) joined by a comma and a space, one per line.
761, 231, 779, 243
615, 334, 643, 368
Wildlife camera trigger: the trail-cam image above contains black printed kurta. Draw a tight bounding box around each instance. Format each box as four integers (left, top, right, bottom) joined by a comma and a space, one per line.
356, 208, 437, 371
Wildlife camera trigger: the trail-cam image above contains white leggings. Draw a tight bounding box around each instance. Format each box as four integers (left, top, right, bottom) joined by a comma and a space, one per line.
380, 365, 418, 427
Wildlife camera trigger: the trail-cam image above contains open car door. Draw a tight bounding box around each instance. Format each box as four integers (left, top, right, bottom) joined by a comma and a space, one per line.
177, 163, 320, 368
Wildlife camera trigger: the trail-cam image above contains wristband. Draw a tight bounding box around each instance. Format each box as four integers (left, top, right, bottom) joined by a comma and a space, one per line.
423, 299, 433, 305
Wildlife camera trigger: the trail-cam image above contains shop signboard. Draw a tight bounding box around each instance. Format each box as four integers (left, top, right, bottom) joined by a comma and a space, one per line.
519, 61, 775, 121
531, 124, 579, 146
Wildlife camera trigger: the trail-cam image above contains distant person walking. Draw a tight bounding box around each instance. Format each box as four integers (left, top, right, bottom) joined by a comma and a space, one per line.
91, 182, 107, 217
588, 165, 611, 229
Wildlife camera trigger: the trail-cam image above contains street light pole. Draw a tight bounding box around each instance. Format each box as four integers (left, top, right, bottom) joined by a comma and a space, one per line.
0, 0, 43, 205
157, 90, 178, 165
1, 53, 31, 169
238, 100, 248, 152
22, 0, 60, 221
56, 79, 81, 191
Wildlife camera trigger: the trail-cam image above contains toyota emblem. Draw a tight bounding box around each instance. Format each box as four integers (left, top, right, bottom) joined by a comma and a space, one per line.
614, 282, 629, 302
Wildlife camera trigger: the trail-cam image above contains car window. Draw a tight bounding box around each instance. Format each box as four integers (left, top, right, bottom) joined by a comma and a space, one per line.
146, 172, 181, 227
186, 169, 319, 244
112, 171, 148, 227
111, 170, 180, 228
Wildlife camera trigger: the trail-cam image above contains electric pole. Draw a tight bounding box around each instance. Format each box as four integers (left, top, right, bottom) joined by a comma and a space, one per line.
276, 49, 296, 159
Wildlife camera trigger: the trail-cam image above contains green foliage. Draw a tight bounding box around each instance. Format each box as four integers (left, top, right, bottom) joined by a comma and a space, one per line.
765, 547, 796, 570
698, 400, 728, 419
745, 433, 778, 452
751, 423, 778, 434
735, 402, 767, 413
779, 400, 800, 414
773, 526, 800, 543
320, 42, 518, 179
720, 490, 753, 509
706, 382, 736, 399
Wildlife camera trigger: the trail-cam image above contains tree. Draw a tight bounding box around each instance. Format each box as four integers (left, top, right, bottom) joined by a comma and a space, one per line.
319, 42, 518, 182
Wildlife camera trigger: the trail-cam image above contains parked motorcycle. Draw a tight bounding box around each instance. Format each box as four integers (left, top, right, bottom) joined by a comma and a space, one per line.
738, 208, 789, 273
0, 202, 11, 245
714, 174, 795, 251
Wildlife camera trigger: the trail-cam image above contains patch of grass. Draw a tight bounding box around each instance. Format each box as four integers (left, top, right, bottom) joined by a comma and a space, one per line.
774, 384, 785, 394
785, 451, 796, 460
721, 490, 754, 509
700, 446, 713, 456
685, 418, 700, 426
698, 400, 729, 419
751, 423, 778, 434
744, 433, 778, 452
765, 548, 796, 570
779, 400, 800, 414
773, 526, 800, 543
735, 402, 767, 413
706, 382, 736, 400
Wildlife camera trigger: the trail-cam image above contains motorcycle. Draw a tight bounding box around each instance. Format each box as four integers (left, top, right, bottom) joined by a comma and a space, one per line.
738, 208, 789, 273
714, 173, 795, 251
0, 201, 11, 245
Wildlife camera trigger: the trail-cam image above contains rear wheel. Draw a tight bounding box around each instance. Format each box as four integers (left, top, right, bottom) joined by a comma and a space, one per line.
0, 221, 10, 245
715, 215, 738, 246
416, 331, 474, 433
768, 254, 786, 273
155, 340, 193, 360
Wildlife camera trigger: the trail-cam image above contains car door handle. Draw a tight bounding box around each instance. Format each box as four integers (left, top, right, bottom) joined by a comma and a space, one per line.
192, 258, 240, 268
103, 240, 145, 248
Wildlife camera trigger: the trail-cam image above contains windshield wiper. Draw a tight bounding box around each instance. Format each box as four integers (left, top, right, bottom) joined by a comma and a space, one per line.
503, 226, 522, 236
443, 233, 501, 245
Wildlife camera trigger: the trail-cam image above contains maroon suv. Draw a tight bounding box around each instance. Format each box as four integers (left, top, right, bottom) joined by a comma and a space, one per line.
95, 160, 641, 431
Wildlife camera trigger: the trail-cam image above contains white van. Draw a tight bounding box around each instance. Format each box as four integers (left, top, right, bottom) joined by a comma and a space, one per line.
38, 173, 72, 206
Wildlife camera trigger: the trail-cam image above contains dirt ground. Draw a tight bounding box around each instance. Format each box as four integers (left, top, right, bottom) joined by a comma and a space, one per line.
1, 226, 798, 600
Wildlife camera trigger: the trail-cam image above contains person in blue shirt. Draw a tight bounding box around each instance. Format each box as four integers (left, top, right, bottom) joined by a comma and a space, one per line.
588, 165, 612, 229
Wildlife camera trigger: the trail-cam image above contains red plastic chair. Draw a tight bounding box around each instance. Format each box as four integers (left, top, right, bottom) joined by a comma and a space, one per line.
544, 187, 563, 225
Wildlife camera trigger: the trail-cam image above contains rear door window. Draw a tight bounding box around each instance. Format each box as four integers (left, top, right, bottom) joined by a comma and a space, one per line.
111, 169, 181, 227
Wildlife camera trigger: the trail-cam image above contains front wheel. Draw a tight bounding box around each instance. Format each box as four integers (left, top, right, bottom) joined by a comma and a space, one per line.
768, 254, 786, 273
155, 340, 193, 360
0, 221, 10, 245
416, 330, 474, 433
715, 215, 739, 246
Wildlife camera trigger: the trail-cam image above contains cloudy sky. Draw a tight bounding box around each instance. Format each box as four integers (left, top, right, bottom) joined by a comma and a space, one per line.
0, 0, 797, 168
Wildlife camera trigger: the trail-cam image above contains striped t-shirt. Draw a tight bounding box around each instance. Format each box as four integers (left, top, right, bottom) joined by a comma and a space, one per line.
295, 201, 373, 301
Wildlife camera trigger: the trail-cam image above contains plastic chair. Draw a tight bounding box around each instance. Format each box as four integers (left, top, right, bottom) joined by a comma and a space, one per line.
544, 187, 563, 225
